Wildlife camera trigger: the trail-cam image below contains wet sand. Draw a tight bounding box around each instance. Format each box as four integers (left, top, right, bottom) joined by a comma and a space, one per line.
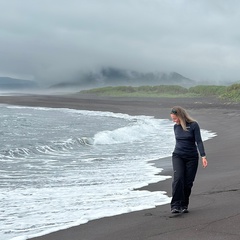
1, 94, 240, 240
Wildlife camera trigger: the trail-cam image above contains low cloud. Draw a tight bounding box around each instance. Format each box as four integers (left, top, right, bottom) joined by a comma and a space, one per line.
1, 0, 240, 85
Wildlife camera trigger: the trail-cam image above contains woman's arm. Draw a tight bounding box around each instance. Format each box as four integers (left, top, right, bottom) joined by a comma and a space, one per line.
194, 122, 208, 168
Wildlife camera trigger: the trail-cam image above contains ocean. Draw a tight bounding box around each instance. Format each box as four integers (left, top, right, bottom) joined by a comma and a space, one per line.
0, 104, 216, 240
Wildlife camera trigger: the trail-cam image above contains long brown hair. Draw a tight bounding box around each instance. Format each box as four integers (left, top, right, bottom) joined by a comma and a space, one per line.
171, 106, 196, 131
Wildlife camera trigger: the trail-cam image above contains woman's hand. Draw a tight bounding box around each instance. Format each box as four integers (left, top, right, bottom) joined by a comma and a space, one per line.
202, 157, 208, 168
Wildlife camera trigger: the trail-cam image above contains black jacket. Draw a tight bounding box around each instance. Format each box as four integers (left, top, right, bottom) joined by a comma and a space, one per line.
173, 121, 206, 158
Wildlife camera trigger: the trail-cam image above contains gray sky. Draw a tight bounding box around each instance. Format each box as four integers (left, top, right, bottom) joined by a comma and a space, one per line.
1, 0, 240, 85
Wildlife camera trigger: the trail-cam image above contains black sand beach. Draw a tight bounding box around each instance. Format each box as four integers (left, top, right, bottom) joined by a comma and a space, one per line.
1, 94, 240, 240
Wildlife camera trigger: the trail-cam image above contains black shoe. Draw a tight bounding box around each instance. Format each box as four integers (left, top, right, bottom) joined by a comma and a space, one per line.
171, 208, 181, 214
181, 207, 189, 213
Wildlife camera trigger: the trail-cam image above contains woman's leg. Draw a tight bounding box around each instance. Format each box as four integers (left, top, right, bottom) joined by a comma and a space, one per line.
171, 154, 185, 210
182, 157, 199, 209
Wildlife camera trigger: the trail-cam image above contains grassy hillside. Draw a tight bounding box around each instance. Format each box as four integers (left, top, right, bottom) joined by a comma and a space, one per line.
80, 84, 240, 102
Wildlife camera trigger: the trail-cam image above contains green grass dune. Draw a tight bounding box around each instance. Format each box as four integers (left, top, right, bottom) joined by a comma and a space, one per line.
80, 84, 240, 102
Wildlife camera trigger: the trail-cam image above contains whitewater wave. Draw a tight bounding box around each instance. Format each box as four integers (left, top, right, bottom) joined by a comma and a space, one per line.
0, 137, 94, 158
93, 118, 164, 145
1, 115, 169, 158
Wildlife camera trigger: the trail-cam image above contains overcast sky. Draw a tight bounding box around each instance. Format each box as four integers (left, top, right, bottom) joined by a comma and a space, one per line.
1, 0, 240, 85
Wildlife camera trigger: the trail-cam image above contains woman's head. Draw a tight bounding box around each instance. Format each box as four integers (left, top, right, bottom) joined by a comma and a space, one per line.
170, 106, 195, 130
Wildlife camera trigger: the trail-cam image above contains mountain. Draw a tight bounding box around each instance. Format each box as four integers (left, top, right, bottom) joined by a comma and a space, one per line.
0, 77, 38, 90
50, 67, 195, 89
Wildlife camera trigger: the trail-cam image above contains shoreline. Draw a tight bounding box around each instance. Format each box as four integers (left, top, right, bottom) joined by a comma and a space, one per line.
1, 94, 240, 240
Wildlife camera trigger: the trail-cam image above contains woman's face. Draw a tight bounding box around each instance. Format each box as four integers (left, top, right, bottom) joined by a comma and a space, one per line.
170, 114, 180, 125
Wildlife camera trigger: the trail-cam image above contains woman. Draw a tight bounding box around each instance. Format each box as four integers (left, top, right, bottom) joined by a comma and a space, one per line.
170, 106, 208, 214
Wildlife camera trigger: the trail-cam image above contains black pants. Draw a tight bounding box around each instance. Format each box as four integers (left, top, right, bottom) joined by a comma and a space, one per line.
171, 153, 199, 209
